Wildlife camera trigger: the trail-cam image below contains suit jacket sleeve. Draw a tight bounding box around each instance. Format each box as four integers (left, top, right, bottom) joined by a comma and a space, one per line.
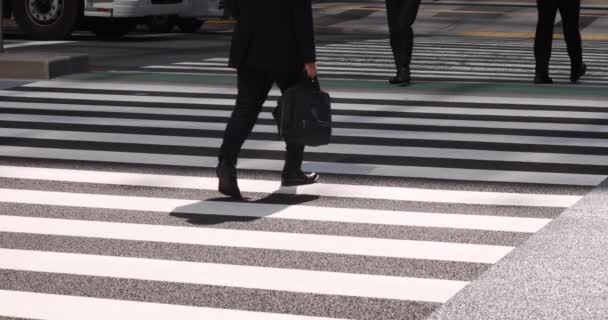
292, 0, 317, 64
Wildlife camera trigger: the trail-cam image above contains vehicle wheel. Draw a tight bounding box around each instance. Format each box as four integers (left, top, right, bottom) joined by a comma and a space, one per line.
11, 0, 80, 40
177, 18, 204, 33
145, 15, 176, 33
90, 18, 136, 40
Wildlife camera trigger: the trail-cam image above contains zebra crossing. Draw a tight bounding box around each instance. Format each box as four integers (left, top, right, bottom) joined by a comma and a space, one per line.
0, 78, 606, 319
140, 36, 608, 85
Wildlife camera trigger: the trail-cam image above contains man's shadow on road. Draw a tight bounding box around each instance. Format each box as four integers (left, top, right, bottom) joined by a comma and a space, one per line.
170, 191, 319, 225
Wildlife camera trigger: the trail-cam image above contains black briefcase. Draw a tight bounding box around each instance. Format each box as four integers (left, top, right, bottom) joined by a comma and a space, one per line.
273, 77, 332, 146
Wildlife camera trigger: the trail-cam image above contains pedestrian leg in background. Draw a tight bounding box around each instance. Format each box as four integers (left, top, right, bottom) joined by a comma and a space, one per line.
1, 0, 4, 53
217, 68, 273, 199
387, 0, 404, 71
534, 0, 559, 84
386, 0, 420, 85
400, 0, 421, 83
559, 0, 586, 83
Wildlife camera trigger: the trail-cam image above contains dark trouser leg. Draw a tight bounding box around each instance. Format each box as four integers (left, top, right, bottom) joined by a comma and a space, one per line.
386, 0, 404, 71
386, 0, 420, 70
389, 33, 404, 71
218, 68, 273, 165
275, 70, 307, 173
284, 144, 305, 173
534, 0, 558, 74
399, 0, 421, 69
558, 0, 583, 69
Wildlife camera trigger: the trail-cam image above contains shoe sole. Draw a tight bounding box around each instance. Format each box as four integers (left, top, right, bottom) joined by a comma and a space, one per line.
281, 175, 320, 187
570, 73, 586, 83
570, 66, 587, 83
389, 79, 411, 85
217, 170, 242, 199
218, 185, 242, 199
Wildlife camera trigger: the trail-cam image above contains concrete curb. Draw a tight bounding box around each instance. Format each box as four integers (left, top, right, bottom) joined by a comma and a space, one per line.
426, 177, 608, 320
0, 53, 89, 79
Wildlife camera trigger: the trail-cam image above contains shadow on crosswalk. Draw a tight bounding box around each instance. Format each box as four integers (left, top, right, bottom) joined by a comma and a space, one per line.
171, 194, 321, 225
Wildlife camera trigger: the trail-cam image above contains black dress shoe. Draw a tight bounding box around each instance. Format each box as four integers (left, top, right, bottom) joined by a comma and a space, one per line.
389, 67, 411, 85
571, 63, 587, 83
216, 161, 242, 199
281, 170, 319, 187
534, 74, 553, 85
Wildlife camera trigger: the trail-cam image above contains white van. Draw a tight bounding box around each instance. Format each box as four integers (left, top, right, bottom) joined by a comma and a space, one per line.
144, 0, 227, 33
5, 0, 226, 40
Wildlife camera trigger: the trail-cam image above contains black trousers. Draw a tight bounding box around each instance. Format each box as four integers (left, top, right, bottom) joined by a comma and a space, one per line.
219, 67, 305, 173
385, 0, 421, 71
534, 0, 583, 73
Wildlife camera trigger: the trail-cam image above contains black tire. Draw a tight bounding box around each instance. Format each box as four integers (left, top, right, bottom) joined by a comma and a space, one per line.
11, 0, 80, 40
145, 16, 176, 33
177, 18, 204, 33
89, 18, 136, 40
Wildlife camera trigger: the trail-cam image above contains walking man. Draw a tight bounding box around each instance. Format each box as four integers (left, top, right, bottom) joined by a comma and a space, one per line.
217, 0, 320, 199
534, 0, 587, 84
385, 0, 421, 85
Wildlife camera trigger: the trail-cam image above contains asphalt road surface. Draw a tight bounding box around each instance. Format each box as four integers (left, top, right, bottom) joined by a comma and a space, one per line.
1, 1, 608, 320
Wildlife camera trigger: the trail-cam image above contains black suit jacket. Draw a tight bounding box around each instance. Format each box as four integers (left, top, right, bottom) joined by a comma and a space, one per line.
226, 0, 316, 73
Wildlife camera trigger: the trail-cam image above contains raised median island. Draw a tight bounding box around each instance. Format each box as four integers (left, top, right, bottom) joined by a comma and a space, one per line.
0, 52, 89, 79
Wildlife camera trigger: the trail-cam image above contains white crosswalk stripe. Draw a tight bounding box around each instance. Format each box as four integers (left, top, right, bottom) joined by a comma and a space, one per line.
137, 37, 608, 84
0, 202, 552, 233
0, 214, 513, 263
0, 168, 582, 206
20, 80, 608, 107
0, 74, 604, 319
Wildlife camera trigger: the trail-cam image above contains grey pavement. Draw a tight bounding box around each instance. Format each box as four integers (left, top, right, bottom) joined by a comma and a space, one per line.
427, 178, 608, 320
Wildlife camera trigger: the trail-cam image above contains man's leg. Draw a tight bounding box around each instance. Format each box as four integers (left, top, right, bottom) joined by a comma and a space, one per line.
275, 71, 319, 186
386, 0, 404, 71
219, 67, 273, 165
399, 0, 421, 70
558, 0, 584, 79
534, 0, 558, 76
276, 71, 306, 174
217, 67, 273, 198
